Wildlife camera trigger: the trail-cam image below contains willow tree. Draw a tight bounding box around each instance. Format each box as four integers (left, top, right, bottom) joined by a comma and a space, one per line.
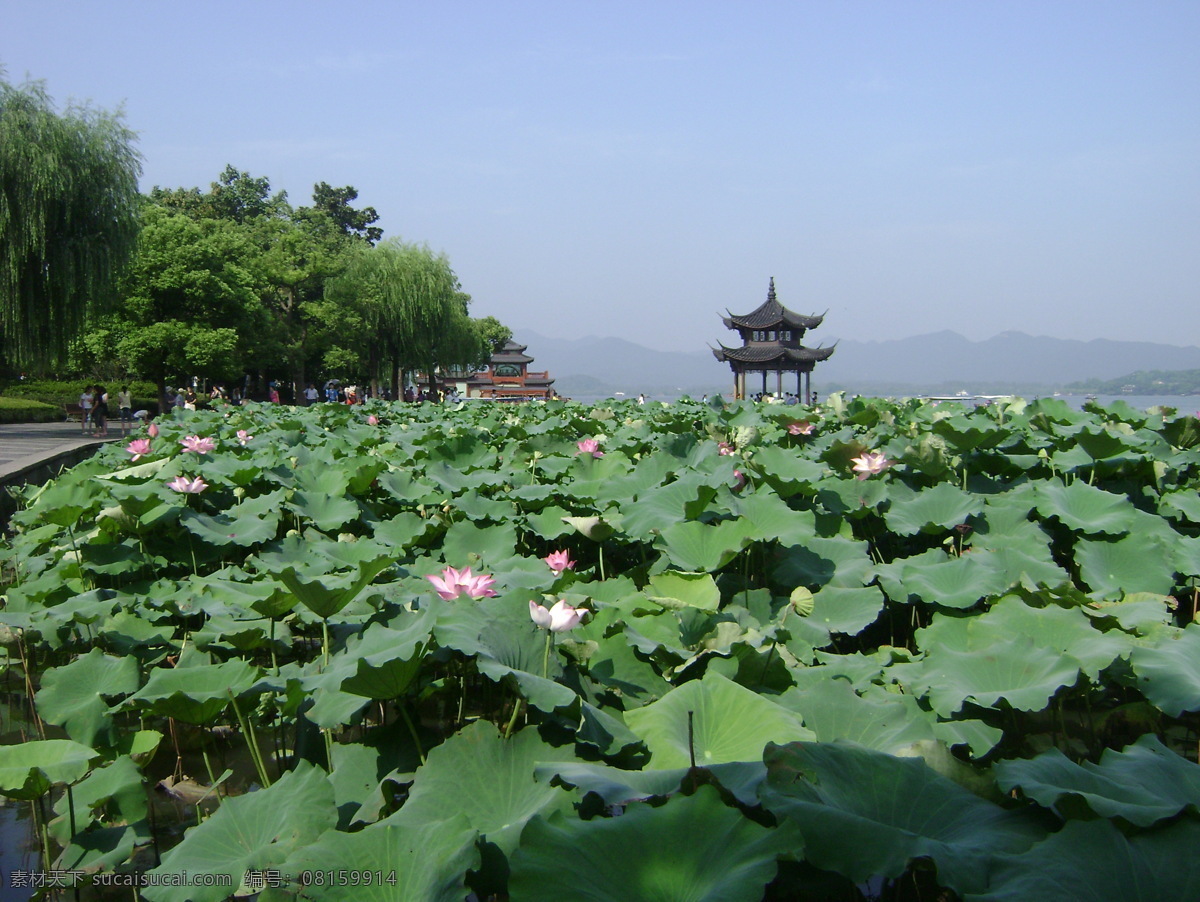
0, 74, 142, 369
326, 239, 477, 400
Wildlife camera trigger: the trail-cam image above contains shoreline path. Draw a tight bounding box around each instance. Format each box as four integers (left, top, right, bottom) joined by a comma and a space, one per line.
0, 421, 120, 497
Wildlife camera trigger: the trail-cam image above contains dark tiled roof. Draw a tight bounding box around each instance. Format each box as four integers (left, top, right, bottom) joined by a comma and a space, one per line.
722, 278, 825, 331
712, 343, 836, 365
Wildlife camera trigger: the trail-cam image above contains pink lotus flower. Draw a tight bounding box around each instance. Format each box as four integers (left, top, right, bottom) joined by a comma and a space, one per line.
367, 415, 379, 426
426, 566, 498, 600
733, 469, 747, 492
851, 451, 892, 480
167, 475, 208, 494
529, 598, 586, 632
236, 429, 253, 446
147, 423, 160, 438
126, 438, 152, 461
544, 550, 576, 576
180, 434, 216, 454
576, 438, 604, 458
788, 420, 815, 436
459, 569, 498, 599
717, 441, 735, 456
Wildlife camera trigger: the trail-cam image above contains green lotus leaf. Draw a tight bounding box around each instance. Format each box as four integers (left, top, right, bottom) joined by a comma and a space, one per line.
508, 785, 800, 902
536, 759, 767, 808
98, 610, 176, 654
781, 679, 948, 755
760, 741, 1043, 895
376, 469, 441, 505
1083, 592, 1177, 634
338, 607, 436, 700
28, 480, 99, 528
1034, 480, 1138, 535
593, 452, 675, 507
195, 576, 297, 620
524, 504, 578, 540
876, 548, 1008, 609
1075, 533, 1175, 599
885, 482, 985, 536
772, 534, 873, 590
50, 754, 147, 844
962, 817, 1200, 902
372, 511, 435, 551
657, 518, 753, 573
917, 595, 1130, 682
1160, 489, 1200, 525
282, 814, 478, 902
36, 648, 138, 746
751, 445, 829, 497
277, 552, 392, 620
808, 585, 886, 635
288, 491, 362, 532
617, 474, 718, 540
909, 634, 1082, 717
624, 671, 814, 769
142, 762, 337, 902
181, 505, 281, 547
815, 476, 891, 516
440, 519, 518, 567
127, 658, 259, 724
995, 734, 1200, 826
581, 630, 673, 706
1128, 623, 1200, 717
194, 453, 263, 486
732, 492, 822, 547
0, 739, 97, 799
383, 720, 577, 855
563, 515, 618, 542
931, 417, 1008, 452
646, 571, 721, 612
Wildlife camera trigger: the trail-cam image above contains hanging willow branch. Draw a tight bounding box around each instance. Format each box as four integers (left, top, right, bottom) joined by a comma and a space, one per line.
0, 74, 142, 368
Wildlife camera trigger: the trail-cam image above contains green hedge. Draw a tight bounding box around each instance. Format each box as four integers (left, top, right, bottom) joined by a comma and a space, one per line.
0, 380, 161, 419
0, 397, 62, 424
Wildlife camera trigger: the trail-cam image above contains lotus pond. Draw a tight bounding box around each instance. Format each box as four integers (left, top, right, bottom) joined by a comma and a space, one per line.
3, 394, 1200, 900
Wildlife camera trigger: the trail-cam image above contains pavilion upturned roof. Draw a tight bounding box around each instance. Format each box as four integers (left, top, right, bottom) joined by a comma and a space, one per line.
722, 278, 825, 331
711, 343, 836, 365
491, 339, 534, 365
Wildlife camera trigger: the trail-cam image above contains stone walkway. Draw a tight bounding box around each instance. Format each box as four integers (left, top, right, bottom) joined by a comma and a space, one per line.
0, 421, 123, 484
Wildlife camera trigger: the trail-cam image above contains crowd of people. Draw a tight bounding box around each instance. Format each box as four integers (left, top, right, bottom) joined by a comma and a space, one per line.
77, 384, 134, 436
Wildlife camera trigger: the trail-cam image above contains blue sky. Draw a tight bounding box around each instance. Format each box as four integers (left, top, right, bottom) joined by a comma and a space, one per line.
5, 1, 1198, 352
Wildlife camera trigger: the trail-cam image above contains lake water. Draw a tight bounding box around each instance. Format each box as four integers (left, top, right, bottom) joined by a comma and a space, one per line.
561, 391, 1199, 413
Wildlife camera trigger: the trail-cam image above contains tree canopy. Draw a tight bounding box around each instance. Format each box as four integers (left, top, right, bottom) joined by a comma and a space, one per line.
0, 74, 142, 369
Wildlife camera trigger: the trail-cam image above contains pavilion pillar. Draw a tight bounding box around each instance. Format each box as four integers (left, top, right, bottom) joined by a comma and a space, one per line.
761, 371, 767, 396
776, 370, 783, 397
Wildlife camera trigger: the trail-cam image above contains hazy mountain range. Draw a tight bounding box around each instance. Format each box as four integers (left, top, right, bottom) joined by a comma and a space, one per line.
512, 330, 1200, 398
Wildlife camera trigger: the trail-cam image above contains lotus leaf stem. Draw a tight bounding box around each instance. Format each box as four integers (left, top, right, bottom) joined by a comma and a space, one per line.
398, 703, 426, 764
503, 696, 524, 739
228, 691, 271, 788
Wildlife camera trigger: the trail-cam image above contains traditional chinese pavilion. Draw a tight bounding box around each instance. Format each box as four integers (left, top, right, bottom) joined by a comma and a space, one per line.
460, 339, 557, 400
712, 278, 834, 402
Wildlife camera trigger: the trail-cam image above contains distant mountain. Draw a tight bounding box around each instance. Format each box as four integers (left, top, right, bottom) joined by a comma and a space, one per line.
513, 330, 1200, 398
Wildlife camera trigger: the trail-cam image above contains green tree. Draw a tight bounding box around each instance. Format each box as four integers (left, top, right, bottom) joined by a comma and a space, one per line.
106, 200, 260, 405
304, 182, 382, 244
0, 74, 142, 369
475, 315, 513, 355
325, 240, 485, 399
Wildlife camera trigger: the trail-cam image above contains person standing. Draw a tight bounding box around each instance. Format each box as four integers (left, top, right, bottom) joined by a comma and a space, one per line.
117, 385, 133, 434
91, 386, 109, 436
79, 385, 94, 434
304, 383, 319, 406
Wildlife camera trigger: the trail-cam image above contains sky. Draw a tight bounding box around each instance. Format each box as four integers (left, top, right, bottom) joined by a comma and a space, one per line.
4, 1, 1199, 353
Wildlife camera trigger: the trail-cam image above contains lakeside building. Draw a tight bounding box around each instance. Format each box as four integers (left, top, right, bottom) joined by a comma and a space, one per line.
439, 339, 557, 400
712, 278, 835, 403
